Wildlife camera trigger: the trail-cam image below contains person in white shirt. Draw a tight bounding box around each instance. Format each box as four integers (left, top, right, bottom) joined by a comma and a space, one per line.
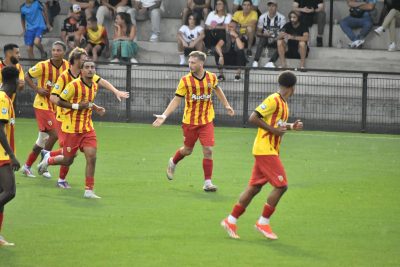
132, 0, 162, 42
177, 13, 205, 65
252, 0, 286, 68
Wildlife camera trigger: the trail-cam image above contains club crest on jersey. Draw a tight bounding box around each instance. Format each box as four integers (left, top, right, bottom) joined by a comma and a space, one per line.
47, 120, 53, 126
260, 104, 267, 110
1, 108, 7, 114
278, 175, 284, 182
192, 94, 211, 101
66, 147, 72, 152
54, 84, 60, 90
63, 89, 68, 95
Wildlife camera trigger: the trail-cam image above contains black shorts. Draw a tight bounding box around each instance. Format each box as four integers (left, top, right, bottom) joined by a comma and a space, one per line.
88, 42, 105, 56
286, 44, 309, 59
184, 47, 196, 56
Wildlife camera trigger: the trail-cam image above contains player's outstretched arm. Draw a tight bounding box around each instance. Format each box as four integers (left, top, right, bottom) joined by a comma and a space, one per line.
214, 87, 234, 116
152, 96, 183, 127
249, 111, 286, 136
98, 79, 129, 101
0, 122, 20, 171
287, 119, 303, 131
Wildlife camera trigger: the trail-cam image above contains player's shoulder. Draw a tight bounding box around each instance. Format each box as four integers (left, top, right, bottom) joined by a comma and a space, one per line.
264, 92, 280, 102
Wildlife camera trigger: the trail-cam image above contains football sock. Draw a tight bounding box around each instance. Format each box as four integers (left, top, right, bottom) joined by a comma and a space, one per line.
25, 151, 40, 167
230, 204, 246, 222
261, 203, 275, 222
179, 54, 185, 61
204, 179, 212, 186
258, 216, 270, 225
203, 158, 213, 180
48, 157, 56, 165
50, 148, 63, 157
0, 212, 3, 231
85, 177, 94, 190
227, 215, 237, 224
59, 166, 69, 180
172, 150, 185, 165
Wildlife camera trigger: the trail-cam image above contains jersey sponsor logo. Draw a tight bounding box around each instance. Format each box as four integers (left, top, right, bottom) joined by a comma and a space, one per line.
191, 93, 211, 101
260, 104, 267, 110
47, 120, 53, 126
1, 107, 7, 114
63, 89, 68, 95
54, 84, 60, 90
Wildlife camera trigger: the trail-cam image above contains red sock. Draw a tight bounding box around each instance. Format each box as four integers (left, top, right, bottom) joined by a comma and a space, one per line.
48, 157, 56, 165
203, 158, 213, 180
172, 150, 185, 165
231, 204, 246, 219
25, 151, 40, 167
85, 177, 94, 190
262, 204, 276, 219
0, 212, 3, 231
50, 148, 63, 157
59, 166, 69, 180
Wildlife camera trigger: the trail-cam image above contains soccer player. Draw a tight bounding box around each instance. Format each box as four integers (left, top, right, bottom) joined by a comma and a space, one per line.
0, 44, 25, 94
49, 47, 129, 189
153, 51, 235, 192
21, 41, 69, 179
221, 71, 303, 239
0, 66, 21, 246
37, 60, 105, 199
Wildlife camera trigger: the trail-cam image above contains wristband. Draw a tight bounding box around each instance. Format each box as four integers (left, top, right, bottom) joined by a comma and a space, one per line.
88, 102, 93, 108
72, 103, 79, 110
160, 114, 167, 120
289, 124, 293, 130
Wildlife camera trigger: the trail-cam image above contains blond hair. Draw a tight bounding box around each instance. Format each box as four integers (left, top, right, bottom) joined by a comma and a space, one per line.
189, 51, 207, 62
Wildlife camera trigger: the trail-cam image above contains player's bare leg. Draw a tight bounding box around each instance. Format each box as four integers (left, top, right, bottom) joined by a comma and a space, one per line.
82, 147, 100, 199
202, 146, 217, 192
166, 146, 192, 180
40, 129, 59, 178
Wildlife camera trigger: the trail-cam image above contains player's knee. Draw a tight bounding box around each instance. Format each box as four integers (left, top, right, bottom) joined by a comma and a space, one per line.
4, 189, 16, 203
182, 148, 192, 156
203, 148, 212, 158
280, 185, 288, 194
64, 157, 74, 166
35, 132, 49, 148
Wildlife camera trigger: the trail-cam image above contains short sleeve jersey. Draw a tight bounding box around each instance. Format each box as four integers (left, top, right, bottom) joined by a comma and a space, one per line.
175, 71, 218, 125
205, 11, 232, 26
87, 25, 107, 45
233, 0, 259, 6
178, 25, 204, 43
0, 91, 15, 161
20, 0, 46, 31
232, 10, 258, 34
257, 12, 286, 34
0, 61, 25, 103
252, 92, 289, 156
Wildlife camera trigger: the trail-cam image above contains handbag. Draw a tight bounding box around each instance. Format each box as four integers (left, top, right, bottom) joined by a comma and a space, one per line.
349, 7, 365, 18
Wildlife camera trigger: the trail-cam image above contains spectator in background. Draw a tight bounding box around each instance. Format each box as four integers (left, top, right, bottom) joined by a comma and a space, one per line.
232, 0, 259, 14
20, 0, 52, 59
374, 0, 400, 51
61, 4, 87, 51
339, 0, 376, 49
69, 0, 99, 19
132, 0, 162, 42
293, 0, 326, 47
277, 11, 309, 69
214, 20, 247, 82
96, 0, 135, 26
204, 0, 232, 55
111, 12, 138, 63
252, 0, 285, 68
45, 0, 61, 27
177, 13, 205, 65
232, 0, 258, 56
182, 0, 211, 25
85, 17, 109, 61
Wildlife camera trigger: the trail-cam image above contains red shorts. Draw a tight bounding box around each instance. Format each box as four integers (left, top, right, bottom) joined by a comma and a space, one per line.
182, 122, 214, 148
248, 155, 287, 187
0, 160, 11, 167
54, 119, 65, 147
62, 130, 97, 157
34, 108, 57, 132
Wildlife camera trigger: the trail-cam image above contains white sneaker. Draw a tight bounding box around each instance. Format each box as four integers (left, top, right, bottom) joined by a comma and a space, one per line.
130, 57, 138, 63
252, 61, 258, 67
42, 171, 52, 179
388, 42, 396, 52
166, 157, 176, 180
37, 152, 50, 175
21, 164, 36, 178
374, 26, 384, 36
203, 182, 218, 192
149, 34, 159, 42
84, 190, 101, 199
0, 235, 15, 246
264, 62, 276, 68
353, 39, 365, 48
110, 58, 119, 63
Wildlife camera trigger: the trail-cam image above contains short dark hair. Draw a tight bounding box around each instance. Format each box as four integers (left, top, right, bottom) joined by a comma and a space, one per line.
278, 71, 297, 88
3, 44, 18, 55
52, 41, 67, 51
88, 16, 97, 23
288, 10, 301, 20
1, 66, 19, 83
80, 59, 95, 69
242, 0, 253, 5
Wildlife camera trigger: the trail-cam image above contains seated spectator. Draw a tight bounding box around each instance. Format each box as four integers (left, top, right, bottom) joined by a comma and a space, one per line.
61, 4, 87, 51
339, 0, 376, 49
182, 0, 211, 25
20, 0, 52, 59
85, 17, 109, 61
232, 0, 258, 56
45, 0, 61, 27
374, 0, 400, 51
293, 0, 326, 47
204, 0, 232, 54
232, 0, 259, 14
111, 12, 138, 63
96, 0, 134, 25
277, 11, 309, 69
177, 13, 205, 65
252, 0, 285, 68
214, 20, 247, 82
69, 0, 99, 19
132, 0, 162, 42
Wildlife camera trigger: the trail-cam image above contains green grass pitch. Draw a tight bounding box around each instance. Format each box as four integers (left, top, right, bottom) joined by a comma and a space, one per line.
1, 119, 399, 267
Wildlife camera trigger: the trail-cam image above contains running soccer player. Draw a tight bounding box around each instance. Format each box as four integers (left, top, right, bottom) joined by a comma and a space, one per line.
21, 41, 69, 179
38, 60, 105, 199
0, 66, 21, 246
221, 71, 303, 240
153, 51, 235, 192
0, 44, 25, 94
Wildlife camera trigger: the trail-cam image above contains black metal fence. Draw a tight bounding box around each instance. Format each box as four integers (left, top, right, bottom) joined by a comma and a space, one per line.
16, 62, 400, 134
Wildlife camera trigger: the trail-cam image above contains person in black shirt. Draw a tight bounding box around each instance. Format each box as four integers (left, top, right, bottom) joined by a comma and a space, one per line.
277, 11, 309, 69
61, 4, 87, 50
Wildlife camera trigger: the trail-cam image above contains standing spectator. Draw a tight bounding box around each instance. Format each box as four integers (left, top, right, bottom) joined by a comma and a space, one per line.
277, 11, 309, 69
232, 0, 258, 56
177, 14, 205, 65
132, 0, 162, 42
61, 4, 87, 51
96, 0, 134, 26
45, 0, 61, 27
69, 0, 99, 19
293, 0, 326, 47
214, 20, 247, 81
252, 0, 286, 68
20, 0, 52, 59
339, 0, 376, 49
204, 0, 232, 54
111, 12, 138, 63
232, 0, 259, 14
85, 17, 110, 61
182, 0, 211, 25
374, 0, 400, 51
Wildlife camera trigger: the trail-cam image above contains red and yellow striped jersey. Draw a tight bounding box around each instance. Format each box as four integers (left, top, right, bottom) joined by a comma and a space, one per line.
252, 92, 289, 156
60, 77, 98, 133
52, 69, 101, 122
175, 71, 218, 125
0, 91, 15, 160
0, 60, 25, 102
28, 59, 70, 111
87, 25, 107, 45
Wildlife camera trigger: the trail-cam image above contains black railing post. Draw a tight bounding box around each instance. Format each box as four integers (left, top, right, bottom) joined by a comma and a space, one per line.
242, 67, 250, 127
361, 72, 368, 132
329, 0, 334, 47
126, 63, 132, 122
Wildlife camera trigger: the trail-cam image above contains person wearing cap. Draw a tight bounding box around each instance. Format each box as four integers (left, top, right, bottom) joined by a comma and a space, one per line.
69, 0, 99, 19
61, 4, 87, 50
293, 0, 326, 47
252, 0, 286, 68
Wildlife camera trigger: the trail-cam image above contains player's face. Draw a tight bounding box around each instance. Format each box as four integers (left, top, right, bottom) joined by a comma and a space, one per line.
12, 48, 20, 61
52, 44, 65, 60
81, 62, 96, 79
188, 57, 203, 72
